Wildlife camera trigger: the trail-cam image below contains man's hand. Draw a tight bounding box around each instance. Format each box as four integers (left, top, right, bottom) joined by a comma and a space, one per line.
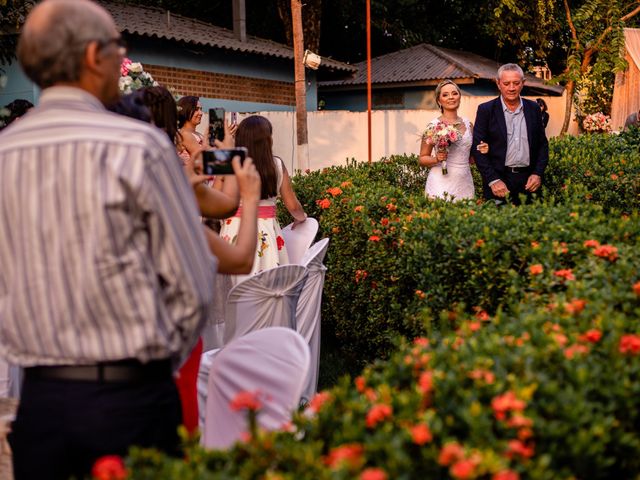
525, 174, 541, 192
490, 180, 509, 198
232, 156, 261, 204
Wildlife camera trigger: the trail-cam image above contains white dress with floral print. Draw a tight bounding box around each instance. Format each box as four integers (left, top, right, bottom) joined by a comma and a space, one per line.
220, 157, 289, 286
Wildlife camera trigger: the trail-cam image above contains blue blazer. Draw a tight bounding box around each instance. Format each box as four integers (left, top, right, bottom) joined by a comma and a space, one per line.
471, 97, 549, 185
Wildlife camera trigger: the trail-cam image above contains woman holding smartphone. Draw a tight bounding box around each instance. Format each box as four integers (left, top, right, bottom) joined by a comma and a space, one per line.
217, 115, 307, 283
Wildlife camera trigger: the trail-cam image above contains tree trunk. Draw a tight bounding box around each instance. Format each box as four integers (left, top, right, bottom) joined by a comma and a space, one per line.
291, 0, 309, 172
278, 0, 321, 52
560, 79, 575, 135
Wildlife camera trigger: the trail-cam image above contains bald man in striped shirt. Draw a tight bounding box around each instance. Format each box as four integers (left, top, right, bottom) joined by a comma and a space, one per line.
0, 1, 219, 478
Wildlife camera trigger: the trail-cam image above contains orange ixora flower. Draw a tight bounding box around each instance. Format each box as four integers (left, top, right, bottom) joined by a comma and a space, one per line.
365, 403, 393, 428
579, 329, 602, 343
505, 439, 535, 459
564, 298, 586, 315
316, 198, 331, 209
529, 264, 544, 275
324, 443, 364, 469
450, 458, 477, 480
593, 244, 619, 262
415, 290, 426, 299
341, 180, 353, 188
92, 456, 128, 480
418, 370, 434, 395
230, 390, 262, 411
308, 391, 332, 413
386, 203, 397, 212
326, 187, 343, 197
491, 391, 526, 420
564, 343, 589, 359
354, 205, 364, 212
493, 470, 520, 480
360, 468, 388, 480
583, 239, 600, 248
438, 442, 465, 466
634, 281, 640, 296
619, 334, 640, 355
410, 423, 433, 445
355, 376, 366, 393
355, 270, 368, 283
553, 269, 575, 281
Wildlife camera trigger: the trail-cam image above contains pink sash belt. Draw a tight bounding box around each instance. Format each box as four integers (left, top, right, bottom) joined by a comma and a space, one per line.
234, 205, 276, 219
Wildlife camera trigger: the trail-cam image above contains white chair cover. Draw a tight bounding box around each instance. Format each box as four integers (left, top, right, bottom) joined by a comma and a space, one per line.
296, 239, 330, 402
281, 217, 319, 264
202, 327, 310, 449
223, 264, 308, 344
197, 347, 221, 429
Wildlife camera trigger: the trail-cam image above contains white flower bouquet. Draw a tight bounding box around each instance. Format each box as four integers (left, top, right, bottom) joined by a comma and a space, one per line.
119, 58, 158, 94
582, 112, 612, 134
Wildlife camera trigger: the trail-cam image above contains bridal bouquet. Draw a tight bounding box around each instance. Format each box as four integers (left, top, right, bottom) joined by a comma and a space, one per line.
119, 58, 158, 94
423, 121, 460, 175
582, 112, 612, 134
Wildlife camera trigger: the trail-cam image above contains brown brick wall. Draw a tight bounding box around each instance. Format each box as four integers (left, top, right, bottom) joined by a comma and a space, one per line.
144, 64, 295, 106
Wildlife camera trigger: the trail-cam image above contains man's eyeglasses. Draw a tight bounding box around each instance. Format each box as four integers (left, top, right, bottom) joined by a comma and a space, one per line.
96, 36, 127, 55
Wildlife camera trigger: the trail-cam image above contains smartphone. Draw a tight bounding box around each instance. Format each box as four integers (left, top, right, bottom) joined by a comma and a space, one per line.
202, 147, 248, 175
230, 111, 238, 125
208, 108, 225, 144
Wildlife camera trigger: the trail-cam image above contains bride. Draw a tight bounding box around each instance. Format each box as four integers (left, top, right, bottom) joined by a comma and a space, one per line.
418, 79, 488, 200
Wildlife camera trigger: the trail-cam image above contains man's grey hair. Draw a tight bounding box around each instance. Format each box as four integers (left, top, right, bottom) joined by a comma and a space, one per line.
497, 63, 525, 81
18, 0, 115, 89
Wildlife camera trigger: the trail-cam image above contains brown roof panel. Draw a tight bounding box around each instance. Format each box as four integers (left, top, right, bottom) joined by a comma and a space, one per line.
320, 43, 563, 95
96, 0, 355, 73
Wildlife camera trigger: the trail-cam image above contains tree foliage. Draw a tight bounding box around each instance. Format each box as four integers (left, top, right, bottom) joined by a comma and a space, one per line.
0, 0, 35, 67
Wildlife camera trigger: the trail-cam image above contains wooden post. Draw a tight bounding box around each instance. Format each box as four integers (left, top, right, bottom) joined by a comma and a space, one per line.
291, 0, 309, 172
366, 0, 372, 164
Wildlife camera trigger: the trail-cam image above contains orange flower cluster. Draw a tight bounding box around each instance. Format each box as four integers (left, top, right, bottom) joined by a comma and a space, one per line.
368, 235, 381, 242
354, 205, 364, 212
92, 456, 128, 480
529, 264, 544, 275
308, 391, 332, 413
324, 443, 364, 469
468, 369, 495, 385
360, 467, 388, 480
326, 187, 343, 197
619, 334, 640, 355
579, 329, 602, 343
491, 391, 526, 421
564, 298, 586, 315
355, 269, 368, 283
493, 470, 520, 480
564, 343, 589, 359
410, 423, 433, 445
553, 269, 575, 281
316, 198, 331, 209
365, 403, 393, 428
438, 443, 481, 480
506, 439, 535, 459
230, 390, 263, 412
634, 281, 640, 296
592, 244, 619, 262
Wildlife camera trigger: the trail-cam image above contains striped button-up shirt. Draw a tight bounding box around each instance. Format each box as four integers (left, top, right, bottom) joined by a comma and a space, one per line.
501, 97, 530, 168
0, 87, 217, 367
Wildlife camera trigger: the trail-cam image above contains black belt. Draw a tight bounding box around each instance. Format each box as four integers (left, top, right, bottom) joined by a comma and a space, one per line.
505, 166, 529, 173
25, 359, 172, 383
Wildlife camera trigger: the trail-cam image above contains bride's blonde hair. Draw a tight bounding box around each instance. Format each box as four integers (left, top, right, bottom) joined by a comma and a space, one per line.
434, 79, 461, 112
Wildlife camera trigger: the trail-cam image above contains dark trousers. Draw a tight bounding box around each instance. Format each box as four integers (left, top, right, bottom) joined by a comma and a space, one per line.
482, 169, 540, 205
9, 374, 182, 480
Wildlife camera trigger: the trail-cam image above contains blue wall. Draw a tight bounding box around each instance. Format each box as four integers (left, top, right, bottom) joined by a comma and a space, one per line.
129, 37, 317, 113
0, 61, 39, 107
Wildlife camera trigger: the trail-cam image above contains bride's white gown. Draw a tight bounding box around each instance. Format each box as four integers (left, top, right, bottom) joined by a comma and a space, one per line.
424, 117, 475, 200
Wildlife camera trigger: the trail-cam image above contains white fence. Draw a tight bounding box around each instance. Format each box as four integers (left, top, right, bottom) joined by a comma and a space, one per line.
200, 92, 578, 173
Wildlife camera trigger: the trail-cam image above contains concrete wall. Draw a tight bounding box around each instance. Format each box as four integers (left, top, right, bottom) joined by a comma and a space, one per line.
199, 92, 578, 173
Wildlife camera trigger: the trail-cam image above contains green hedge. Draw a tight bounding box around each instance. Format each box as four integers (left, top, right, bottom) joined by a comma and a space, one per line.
124, 133, 640, 479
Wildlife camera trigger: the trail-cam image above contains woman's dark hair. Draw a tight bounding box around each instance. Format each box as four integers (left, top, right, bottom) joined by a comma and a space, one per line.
536, 98, 548, 112
107, 91, 151, 123
141, 86, 180, 145
235, 115, 278, 199
5, 99, 34, 125
177, 96, 199, 128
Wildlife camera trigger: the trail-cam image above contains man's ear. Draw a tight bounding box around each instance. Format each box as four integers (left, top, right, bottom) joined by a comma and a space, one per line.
83, 41, 102, 75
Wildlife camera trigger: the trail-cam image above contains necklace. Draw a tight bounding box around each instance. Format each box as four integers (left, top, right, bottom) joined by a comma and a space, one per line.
441, 116, 462, 126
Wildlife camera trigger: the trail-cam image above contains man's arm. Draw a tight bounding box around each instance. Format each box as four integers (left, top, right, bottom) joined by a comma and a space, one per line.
141, 140, 218, 361
472, 103, 500, 184
533, 106, 549, 177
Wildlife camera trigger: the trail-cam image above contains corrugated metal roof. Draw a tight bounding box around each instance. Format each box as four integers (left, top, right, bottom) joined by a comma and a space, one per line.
320, 43, 563, 95
97, 0, 355, 73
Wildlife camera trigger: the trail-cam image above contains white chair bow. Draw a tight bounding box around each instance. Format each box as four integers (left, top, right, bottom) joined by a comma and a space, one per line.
223, 264, 308, 344
296, 238, 330, 402
281, 217, 319, 264
202, 327, 310, 449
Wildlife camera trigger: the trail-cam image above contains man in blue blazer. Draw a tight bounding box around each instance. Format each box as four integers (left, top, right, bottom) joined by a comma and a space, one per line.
472, 64, 549, 204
